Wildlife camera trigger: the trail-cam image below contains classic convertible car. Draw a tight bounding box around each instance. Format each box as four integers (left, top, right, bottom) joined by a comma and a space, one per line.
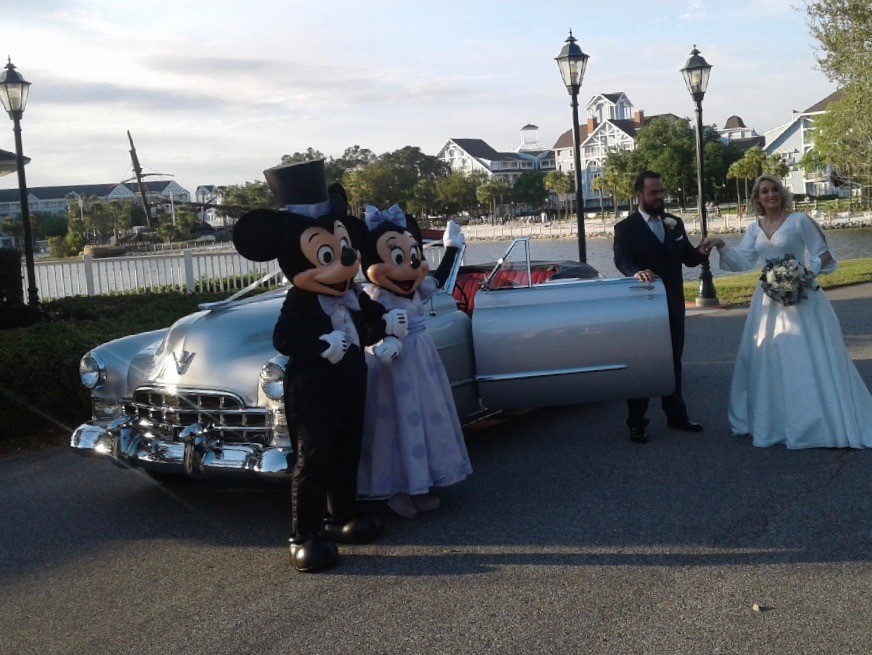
71, 238, 675, 482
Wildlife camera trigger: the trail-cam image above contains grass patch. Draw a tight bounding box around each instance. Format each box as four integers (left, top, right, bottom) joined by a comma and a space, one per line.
684, 257, 872, 307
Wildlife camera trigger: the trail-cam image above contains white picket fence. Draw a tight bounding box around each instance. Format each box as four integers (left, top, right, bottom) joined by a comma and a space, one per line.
24, 249, 277, 301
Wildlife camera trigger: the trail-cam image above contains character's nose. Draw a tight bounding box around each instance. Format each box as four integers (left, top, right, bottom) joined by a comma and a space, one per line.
410, 255, 421, 270
341, 247, 357, 267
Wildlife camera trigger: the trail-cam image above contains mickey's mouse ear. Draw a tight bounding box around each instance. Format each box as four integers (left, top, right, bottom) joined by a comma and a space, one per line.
232, 209, 289, 261
328, 182, 349, 218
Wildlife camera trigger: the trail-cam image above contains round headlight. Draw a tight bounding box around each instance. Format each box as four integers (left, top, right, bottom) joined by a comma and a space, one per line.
80, 353, 106, 389
259, 359, 286, 401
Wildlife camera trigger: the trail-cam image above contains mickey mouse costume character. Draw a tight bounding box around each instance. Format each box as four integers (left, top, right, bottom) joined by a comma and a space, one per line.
232, 160, 408, 573
356, 205, 472, 519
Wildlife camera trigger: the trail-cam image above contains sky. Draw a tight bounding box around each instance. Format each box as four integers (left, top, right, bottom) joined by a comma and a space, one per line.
1, 0, 835, 197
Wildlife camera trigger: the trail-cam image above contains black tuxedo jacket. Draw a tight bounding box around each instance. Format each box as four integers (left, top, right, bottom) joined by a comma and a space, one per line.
272, 284, 388, 372
613, 211, 706, 323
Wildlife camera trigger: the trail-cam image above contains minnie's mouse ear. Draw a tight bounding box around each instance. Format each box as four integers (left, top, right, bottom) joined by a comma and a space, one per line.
341, 212, 367, 250
404, 213, 423, 245
232, 209, 289, 261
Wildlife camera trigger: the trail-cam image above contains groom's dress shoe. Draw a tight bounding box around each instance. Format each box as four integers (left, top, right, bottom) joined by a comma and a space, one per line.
667, 417, 704, 432
628, 425, 648, 443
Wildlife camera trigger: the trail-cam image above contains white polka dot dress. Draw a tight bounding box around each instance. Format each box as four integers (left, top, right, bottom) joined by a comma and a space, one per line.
357, 278, 472, 499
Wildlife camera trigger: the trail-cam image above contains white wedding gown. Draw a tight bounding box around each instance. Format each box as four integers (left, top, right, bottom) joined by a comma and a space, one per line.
717, 212, 872, 448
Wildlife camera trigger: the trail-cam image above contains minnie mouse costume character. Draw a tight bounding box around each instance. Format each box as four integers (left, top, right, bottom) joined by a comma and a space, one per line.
357, 205, 472, 519
232, 160, 408, 573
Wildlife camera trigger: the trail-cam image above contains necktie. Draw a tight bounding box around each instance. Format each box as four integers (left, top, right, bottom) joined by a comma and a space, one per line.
650, 216, 665, 243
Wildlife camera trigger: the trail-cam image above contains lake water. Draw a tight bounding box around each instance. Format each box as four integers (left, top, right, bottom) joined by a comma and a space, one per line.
461, 228, 872, 281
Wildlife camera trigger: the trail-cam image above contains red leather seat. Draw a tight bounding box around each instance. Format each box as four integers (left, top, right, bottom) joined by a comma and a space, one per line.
452, 266, 557, 315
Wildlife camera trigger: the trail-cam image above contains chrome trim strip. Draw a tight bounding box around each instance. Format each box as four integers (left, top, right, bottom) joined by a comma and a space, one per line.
476, 363, 628, 383
449, 376, 476, 390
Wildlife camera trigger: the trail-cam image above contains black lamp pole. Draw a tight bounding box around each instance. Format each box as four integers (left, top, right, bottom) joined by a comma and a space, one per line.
555, 30, 590, 263
681, 46, 718, 306
0, 57, 41, 317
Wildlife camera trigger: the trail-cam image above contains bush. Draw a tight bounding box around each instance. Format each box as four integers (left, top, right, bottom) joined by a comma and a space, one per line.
0, 291, 227, 444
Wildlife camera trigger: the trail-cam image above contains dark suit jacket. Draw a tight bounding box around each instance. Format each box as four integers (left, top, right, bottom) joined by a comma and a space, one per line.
272, 283, 388, 372
613, 211, 706, 325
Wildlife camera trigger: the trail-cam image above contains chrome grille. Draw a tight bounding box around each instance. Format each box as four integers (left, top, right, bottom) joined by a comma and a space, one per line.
122, 387, 272, 444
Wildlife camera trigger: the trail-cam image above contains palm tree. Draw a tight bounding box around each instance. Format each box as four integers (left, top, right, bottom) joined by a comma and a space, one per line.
544, 171, 572, 220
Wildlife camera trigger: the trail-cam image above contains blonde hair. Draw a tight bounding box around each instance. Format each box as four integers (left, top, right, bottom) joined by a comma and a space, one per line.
749, 174, 793, 216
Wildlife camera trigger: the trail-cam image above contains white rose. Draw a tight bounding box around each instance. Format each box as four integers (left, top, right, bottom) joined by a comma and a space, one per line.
663, 217, 677, 230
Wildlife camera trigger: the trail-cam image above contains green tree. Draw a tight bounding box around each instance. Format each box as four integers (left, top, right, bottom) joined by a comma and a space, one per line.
544, 171, 572, 219
280, 147, 326, 165
703, 134, 742, 203
804, 0, 872, 205
64, 215, 86, 255
217, 181, 277, 221
590, 175, 608, 214
407, 178, 439, 219
36, 213, 68, 239
1, 217, 23, 239
600, 147, 642, 216
348, 147, 449, 213
633, 117, 696, 208
434, 171, 481, 216
477, 177, 511, 219
512, 172, 548, 211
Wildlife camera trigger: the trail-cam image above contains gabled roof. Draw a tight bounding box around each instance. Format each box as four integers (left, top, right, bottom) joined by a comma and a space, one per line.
730, 136, 766, 152
608, 119, 640, 138
0, 183, 125, 203
0, 180, 186, 205
803, 88, 843, 114
130, 180, 175, 193
447, 138, 525, 162
552, 124, 591, 150
447, 138, 502, 160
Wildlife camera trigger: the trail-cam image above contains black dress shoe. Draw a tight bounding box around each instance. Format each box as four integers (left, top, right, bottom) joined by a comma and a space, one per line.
321, 511, 384, 544
667, 417, 704, 432
289, 536, 339, 573
628, 424, 648, 443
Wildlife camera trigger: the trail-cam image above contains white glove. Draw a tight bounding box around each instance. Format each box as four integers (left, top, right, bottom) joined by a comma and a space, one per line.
809, 256, 822, 277
319, 330, 349, 364
443, 219, 466, 249
384, 309, 409, 339
372, 336, 402, 364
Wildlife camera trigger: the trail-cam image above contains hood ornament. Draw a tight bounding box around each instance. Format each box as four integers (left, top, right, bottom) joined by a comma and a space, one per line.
172, 350, 195, 375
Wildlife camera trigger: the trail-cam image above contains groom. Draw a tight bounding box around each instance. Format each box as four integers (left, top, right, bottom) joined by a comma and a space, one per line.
613, 171, 714, 443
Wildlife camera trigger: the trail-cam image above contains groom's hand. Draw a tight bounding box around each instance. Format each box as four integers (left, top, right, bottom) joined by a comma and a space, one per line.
634, 269, 657, 282
698, 238, 716, 256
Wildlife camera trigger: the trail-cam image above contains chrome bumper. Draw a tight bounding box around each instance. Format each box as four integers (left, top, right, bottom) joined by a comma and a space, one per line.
70, 417, 292, 480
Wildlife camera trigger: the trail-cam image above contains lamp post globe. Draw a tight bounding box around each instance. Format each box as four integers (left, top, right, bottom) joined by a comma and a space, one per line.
0, 57, 41, 318
680, 46, 718, 307
555, 30, 589, 263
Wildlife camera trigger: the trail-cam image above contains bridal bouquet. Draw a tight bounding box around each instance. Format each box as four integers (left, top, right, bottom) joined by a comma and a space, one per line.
759, 253, 819, 306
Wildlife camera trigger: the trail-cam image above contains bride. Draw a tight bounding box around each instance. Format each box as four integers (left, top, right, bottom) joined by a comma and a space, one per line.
708, 174, 872, 449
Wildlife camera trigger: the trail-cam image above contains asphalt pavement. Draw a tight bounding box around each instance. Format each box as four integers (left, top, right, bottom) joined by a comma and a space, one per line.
1, 285, 870, 655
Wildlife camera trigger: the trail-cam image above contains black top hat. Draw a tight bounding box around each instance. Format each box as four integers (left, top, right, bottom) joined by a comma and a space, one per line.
263, 159, 329, 208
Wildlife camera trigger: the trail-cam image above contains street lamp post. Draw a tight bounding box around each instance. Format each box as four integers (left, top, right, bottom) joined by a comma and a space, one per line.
555, 30, 590, 263
681, 45, 718, 307
0, 57, 41, 317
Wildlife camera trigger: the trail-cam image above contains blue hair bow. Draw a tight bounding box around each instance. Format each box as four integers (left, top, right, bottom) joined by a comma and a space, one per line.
364, 204, 407, 231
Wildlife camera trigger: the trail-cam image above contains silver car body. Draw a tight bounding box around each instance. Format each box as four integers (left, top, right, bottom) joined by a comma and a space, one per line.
71, 238, 674, 481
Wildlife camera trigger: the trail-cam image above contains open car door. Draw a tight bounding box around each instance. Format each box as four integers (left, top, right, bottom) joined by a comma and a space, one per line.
471, 239, 675, 411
